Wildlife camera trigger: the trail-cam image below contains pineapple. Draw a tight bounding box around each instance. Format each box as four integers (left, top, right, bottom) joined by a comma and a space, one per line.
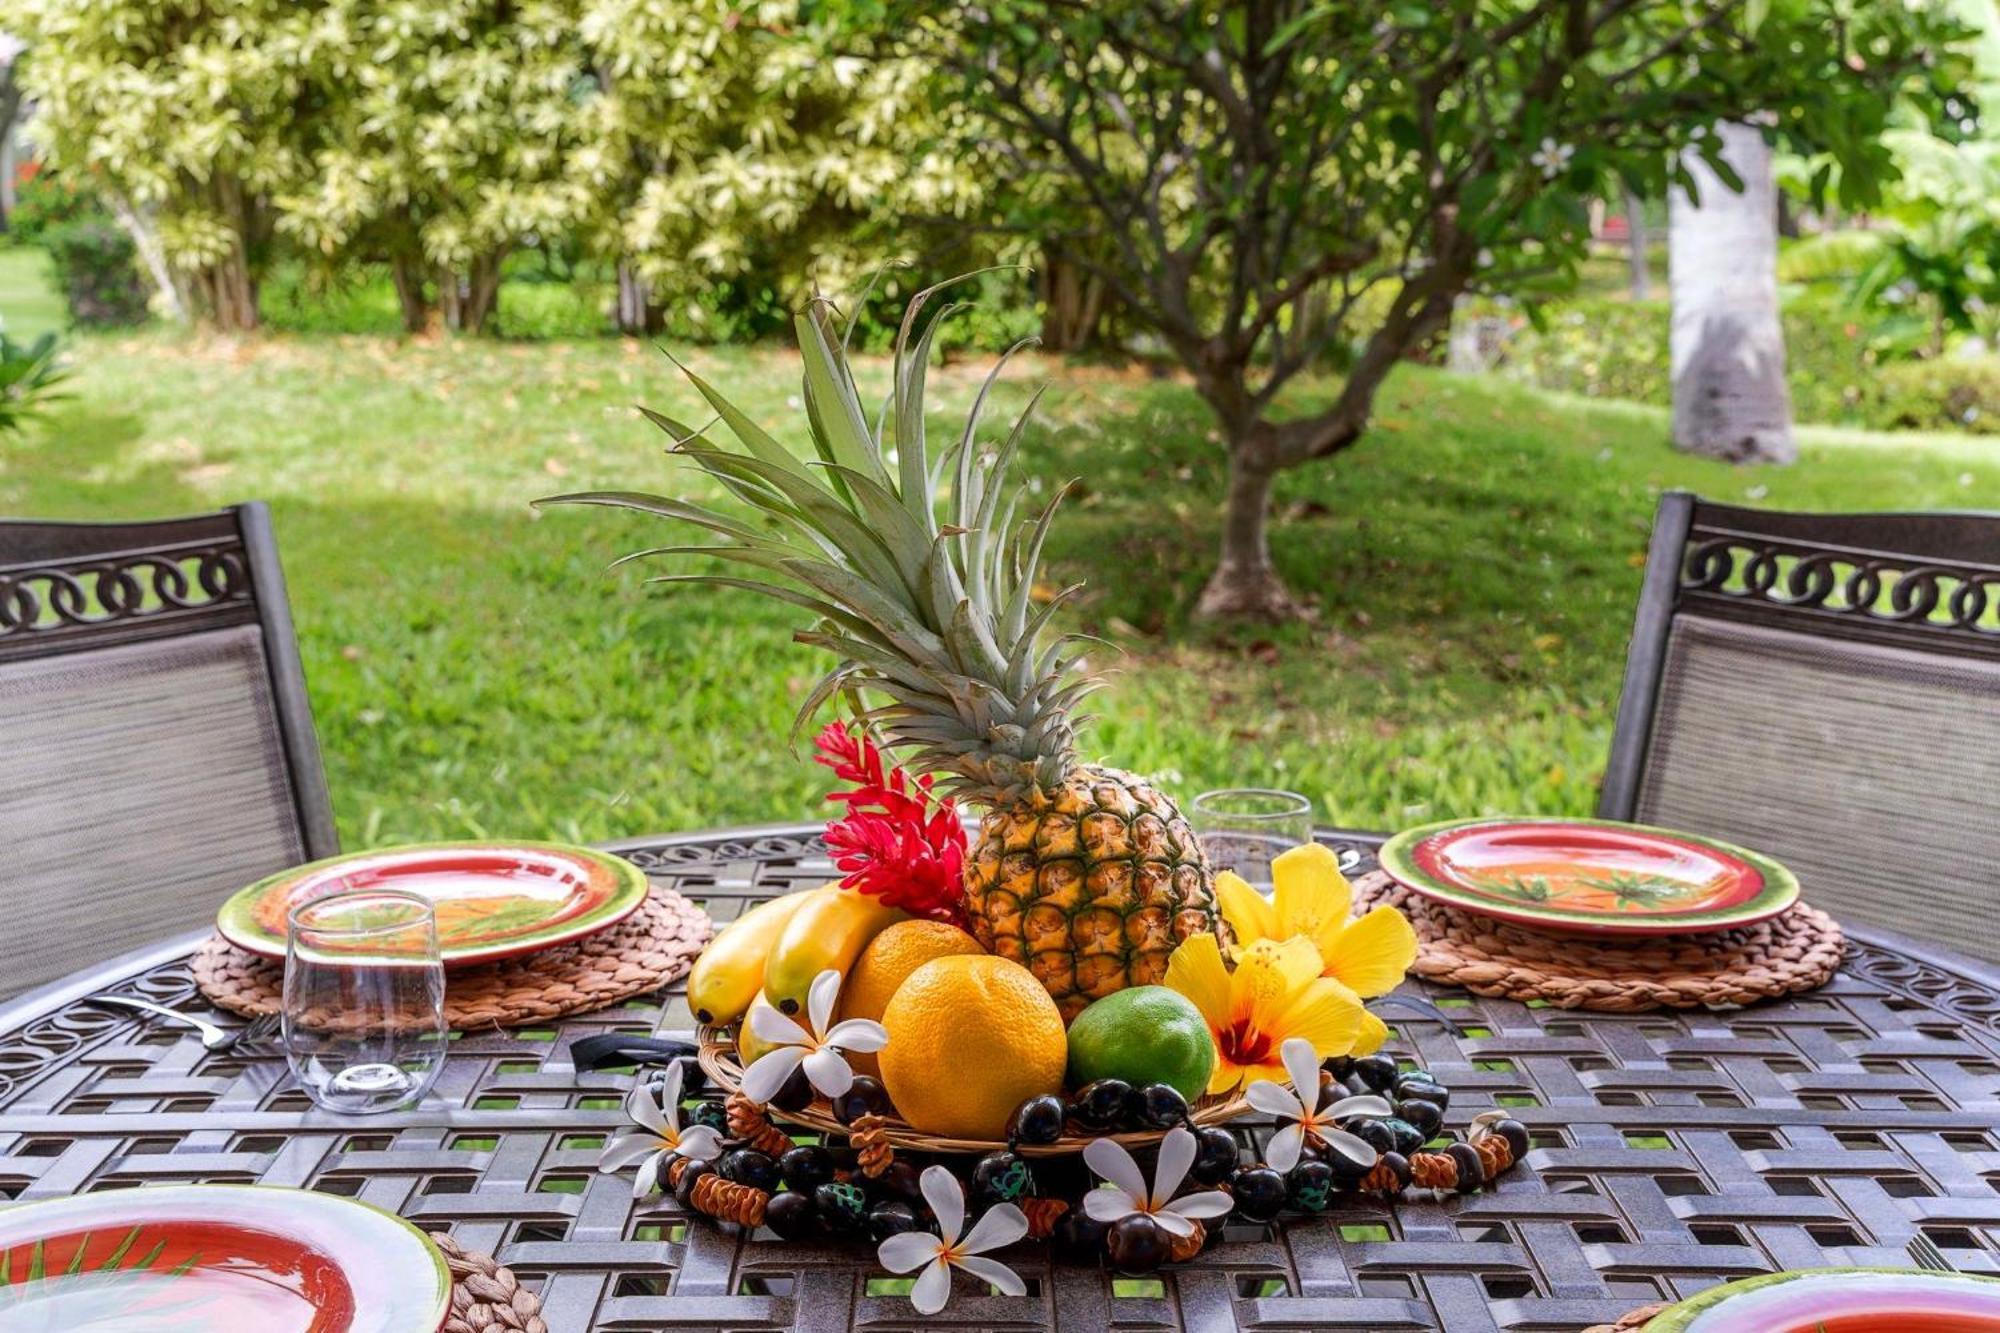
546, 278, 1222, 1019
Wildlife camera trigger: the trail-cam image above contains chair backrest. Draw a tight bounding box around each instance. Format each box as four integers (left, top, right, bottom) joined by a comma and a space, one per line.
1602, 491, 2000, 962
0, 505, 335, 996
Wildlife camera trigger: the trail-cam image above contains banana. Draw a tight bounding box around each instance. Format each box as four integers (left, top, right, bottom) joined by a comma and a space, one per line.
687, 890, 812, 1026
765, 888, 906, 1015
736, 991, 785, 1067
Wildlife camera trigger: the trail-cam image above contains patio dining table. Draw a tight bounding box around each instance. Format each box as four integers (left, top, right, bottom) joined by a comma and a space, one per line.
3, 824, 1999, 1332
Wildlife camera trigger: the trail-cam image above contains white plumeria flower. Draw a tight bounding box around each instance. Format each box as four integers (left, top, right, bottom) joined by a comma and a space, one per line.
595, 1061, 723, 1198
876, 1165, 1027, 1315
1244, 1037, 1389, 1174
1529, 137, 1574, 178
740, 968, 887, 1103
1082, 1127, 1234, 1239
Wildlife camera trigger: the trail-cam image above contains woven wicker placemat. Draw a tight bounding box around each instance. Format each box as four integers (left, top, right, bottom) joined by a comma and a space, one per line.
436, 1232, 549, 1333
190, 885, 711, 1030
1354, 871, 1843, 1012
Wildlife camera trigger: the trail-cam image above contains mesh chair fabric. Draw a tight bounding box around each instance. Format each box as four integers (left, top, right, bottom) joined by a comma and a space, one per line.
1635, 614, 2000, 964
0, 624, 307, 996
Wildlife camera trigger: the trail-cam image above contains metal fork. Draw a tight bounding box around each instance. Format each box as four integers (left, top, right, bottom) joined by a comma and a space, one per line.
1908, 1233, 1959, 1273
87, 995, 281, 1053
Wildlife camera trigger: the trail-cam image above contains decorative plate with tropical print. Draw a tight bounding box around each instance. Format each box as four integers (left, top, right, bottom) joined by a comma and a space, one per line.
217, 841, 651, 967
1377, 818, 1799, 937
0, 1183, 449, 1331
1645, 1266, 2000, 1332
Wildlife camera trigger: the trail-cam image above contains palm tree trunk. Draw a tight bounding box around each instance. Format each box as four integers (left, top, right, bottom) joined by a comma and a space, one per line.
1668, 121, 1795, 464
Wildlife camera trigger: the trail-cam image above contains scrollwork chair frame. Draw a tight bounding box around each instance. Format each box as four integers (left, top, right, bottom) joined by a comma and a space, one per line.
1601, 490, 2000, 960
0, 504, 336, 993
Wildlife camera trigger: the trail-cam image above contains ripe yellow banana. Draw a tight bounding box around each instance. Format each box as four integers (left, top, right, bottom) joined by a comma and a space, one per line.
687, 891, 812, 1026
765, 888, 905, 1015
736, 992, 784, 1067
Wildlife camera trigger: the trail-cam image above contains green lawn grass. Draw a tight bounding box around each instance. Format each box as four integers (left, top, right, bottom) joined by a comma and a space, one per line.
0, 247, 64, 341
3, 269, 1997, 849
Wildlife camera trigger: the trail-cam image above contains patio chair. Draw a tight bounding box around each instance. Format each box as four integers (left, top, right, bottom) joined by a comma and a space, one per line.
0, 504, 335, 998
1601, 490, 2000, 963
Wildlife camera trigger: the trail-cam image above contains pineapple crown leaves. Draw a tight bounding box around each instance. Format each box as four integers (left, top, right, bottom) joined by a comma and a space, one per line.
539, 272, 1097, 800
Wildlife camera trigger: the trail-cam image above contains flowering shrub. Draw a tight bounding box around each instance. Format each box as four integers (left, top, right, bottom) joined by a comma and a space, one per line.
8, 168, 99, 244
1859, 358, 2000, 435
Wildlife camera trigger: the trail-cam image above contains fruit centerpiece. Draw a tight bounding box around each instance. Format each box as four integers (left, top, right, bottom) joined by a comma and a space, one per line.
559, 284, 1525, 1317
548, 281, 1219, 1023
686, 721, 1248, 1151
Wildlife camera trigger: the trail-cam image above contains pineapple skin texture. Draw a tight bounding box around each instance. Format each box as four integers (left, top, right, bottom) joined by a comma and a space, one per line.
965, 764, 1221, 1022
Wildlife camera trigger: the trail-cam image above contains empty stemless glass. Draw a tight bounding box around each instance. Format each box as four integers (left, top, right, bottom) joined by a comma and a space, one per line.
284, 890, 447, 1114
1190, 788, 1315, 889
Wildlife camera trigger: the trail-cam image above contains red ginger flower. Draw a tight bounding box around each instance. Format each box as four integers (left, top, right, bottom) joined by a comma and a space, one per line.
815, 722, 969, 927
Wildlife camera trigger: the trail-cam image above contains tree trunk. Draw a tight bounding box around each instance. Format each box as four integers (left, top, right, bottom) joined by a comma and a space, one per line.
1036, 248, 1107, 353
615, 261, 662, 336
184, 250, 258, 331
390, 254, 430, 333
464, 252, 501, 332
1282, 282, 1330, 367
438, 252, 503, 334
0, 67, 20, 231
1623, 184, 1651, 301
1194, 441, 1304, 620
106, 189, 187, 322
1668, 121, 1795, 464
173, 174, 260, 331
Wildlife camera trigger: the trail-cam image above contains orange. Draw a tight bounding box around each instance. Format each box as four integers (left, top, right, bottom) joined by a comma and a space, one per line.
879, 955, 1067, 1140
840, 920, 985, 1077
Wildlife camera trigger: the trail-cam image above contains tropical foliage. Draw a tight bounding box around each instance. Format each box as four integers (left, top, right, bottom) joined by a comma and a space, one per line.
7, 0, 986, 333
0, 329, 66, 433
837, 0, 1977, 617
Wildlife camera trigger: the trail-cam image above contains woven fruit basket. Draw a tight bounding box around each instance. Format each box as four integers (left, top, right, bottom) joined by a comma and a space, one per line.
696, 1024, 1250, 1158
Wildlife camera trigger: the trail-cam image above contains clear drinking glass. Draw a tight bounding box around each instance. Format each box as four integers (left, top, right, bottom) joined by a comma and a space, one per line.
1190, 788, 1315, 888
284, 890, 447, 1114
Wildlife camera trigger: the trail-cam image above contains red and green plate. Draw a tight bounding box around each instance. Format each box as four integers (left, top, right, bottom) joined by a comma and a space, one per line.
1645, 1267, 2000, 1332
217, 840, 651, 967
1377, 817, 1799, 937
0, 1183, 450, 1331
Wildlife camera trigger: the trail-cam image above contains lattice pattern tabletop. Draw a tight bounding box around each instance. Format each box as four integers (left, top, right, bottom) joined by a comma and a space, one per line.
3, 825, 1999, 1332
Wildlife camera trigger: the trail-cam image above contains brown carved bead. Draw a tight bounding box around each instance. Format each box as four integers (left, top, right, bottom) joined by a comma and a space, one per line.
1021, 1195, 1071, 1240
848, 1113, 895, 1179
725, 1092, 795, 1158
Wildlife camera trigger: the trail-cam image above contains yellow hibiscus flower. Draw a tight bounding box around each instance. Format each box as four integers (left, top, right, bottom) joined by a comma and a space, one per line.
1164, 933, 1364, 1095
1215, 842, 1418, 1000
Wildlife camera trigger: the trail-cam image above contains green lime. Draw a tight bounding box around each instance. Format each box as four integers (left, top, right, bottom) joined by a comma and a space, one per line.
1065, 986, 1215, 1101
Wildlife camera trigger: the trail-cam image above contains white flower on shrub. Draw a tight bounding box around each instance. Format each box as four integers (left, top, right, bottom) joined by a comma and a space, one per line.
1529, 138, 1574, 178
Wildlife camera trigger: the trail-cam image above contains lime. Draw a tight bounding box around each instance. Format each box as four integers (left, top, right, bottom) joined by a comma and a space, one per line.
1065, 986, 1215, 1101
